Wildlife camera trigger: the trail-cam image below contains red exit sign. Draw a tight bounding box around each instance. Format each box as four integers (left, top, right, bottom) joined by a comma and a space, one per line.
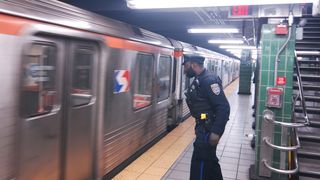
231, 5, 252, 17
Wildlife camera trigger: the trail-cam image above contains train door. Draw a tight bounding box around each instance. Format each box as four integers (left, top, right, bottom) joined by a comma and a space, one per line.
19, 36, 99, 180
64, 40, 98, 180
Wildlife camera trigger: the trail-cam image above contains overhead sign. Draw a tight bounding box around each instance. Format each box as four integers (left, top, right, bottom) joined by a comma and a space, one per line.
114, 70, 130, 93
229, 5, 255, 18
258, 4, 303, 17
232, 5, 251, 16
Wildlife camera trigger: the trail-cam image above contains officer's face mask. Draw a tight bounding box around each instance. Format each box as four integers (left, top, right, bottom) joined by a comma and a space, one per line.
184, 63, 196, 78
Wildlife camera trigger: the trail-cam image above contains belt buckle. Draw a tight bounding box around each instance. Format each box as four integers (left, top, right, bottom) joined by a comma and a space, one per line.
200, 113, 207, 120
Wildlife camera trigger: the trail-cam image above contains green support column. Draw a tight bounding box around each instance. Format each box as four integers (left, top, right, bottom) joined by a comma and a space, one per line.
254, 24, 296, 179
238, 49, 253, 94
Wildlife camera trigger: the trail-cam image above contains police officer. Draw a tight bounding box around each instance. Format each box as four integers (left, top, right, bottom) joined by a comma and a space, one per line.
183, 55, 230, 180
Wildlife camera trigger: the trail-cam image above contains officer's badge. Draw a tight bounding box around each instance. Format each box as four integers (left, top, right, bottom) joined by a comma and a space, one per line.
210, 83, 220, 95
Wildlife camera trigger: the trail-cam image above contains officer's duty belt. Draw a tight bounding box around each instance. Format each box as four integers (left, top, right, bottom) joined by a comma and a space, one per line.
194, 112, 215, 119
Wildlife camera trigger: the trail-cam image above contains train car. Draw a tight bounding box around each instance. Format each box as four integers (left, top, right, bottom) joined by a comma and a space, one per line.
0, 1, 175, 179
167, 40, 206, 126
0, 1, 240, 180
232, 59, 241, 81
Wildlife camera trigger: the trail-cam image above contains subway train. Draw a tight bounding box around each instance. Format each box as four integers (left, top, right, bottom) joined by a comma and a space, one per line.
0, 0, 240, 179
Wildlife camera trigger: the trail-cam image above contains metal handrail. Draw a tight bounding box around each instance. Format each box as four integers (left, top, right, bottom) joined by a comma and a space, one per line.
263, 135, 300, 151
262, 109, 301, 175
294, 51, 310, 125
264, 116, 305, 127
263, 109, 305, 128
262, 154, 299, 175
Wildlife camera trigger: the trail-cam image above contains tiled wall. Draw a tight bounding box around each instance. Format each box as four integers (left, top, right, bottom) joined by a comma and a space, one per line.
255, 24, 295, 179
238, 59, 252, 94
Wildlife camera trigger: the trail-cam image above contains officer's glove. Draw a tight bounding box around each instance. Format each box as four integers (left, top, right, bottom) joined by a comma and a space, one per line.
208, 132, 220, 146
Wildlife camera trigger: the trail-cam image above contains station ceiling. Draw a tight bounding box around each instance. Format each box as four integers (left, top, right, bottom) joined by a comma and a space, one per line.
63, 0, 262, 58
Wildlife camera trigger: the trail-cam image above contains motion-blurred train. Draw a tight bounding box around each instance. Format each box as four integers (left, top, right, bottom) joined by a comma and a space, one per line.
0, 1, 240, 179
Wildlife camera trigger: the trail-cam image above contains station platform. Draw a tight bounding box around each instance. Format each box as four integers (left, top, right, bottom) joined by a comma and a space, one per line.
113, 79, 255, 180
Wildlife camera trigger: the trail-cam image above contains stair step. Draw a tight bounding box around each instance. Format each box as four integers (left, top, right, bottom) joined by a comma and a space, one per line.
295, 106, 320, 115
302, 36, 320, 39
296, 117, 320, 128
296, 50, 320, 56
298, 141, 320, 158
298, 126, 320, 141
304, 21, 320, 24
304, 18, 320, 23
298, 157, 320, 177
303, 29, 320, 33
305, 95, 320, 102
302, 24, 320, 28
293, 84, 320, 91
300, 121, 320, 128
303, 31, 320, 34
296, 41, 320, 45
295, 67, 320, 71
296, 46, 320, 51
297, 95, 320, 102
300, 22, 320, 25
297, 60, 320, 64
298, 176, 320, 180
301, 22, 320, 25
303, 25, 320, 29
294, 74, 320, 81
303, 20, 320, 24
296, 117, 319, 122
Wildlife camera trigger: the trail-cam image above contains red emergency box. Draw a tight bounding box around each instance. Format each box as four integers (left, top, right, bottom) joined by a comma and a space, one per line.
275, 24, 288, 35
266, 87, 284, 108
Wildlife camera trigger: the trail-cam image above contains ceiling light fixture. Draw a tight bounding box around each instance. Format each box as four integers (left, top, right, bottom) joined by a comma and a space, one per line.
220, 45, 257, 50
227, 50, 242, 53
226, 49, 242, 51
188, 28, 239, 34
126, 0, 312, 9
208, 39, 244, 44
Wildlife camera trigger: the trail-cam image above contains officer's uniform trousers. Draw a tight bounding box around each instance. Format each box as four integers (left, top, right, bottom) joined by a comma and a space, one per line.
190, 123, 223, 180
185, 70, 229, 180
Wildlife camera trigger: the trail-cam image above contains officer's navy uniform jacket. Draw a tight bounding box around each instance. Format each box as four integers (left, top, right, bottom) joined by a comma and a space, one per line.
185, 69, 230, 180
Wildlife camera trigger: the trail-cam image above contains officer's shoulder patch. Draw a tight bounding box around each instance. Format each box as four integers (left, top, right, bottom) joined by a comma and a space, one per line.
210, 83, 220, 95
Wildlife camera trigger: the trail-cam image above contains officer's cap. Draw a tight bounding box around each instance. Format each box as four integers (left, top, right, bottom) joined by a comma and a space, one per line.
182, 54, 205, 65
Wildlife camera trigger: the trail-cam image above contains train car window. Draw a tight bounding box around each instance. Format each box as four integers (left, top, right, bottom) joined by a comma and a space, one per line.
204, 60, 210, 72
71, 49, 93, 106
211, 60, 215, 73
214, 60, 218, 76
133, 53, 154, 110
224, 62, 228, 70
157, 55, 171, 102
209, 60, 213, 72
21, 43, 57, 117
